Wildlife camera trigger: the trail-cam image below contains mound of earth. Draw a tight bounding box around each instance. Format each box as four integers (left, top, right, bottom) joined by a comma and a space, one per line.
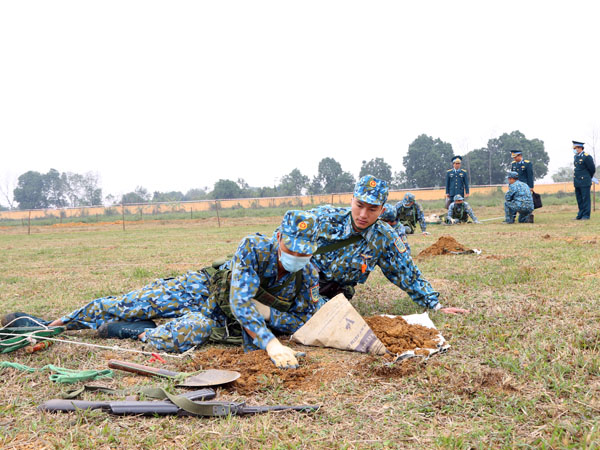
418, 235, 473, 257
365, 316, 440, 354
182, 347, 345, 394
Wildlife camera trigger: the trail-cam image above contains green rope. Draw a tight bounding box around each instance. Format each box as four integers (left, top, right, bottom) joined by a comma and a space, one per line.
0, 361, 113, 384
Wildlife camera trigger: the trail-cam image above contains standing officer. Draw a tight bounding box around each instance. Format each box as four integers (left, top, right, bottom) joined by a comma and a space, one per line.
445, 156, 470, 208
510, 150, 534, 190
572, 141, 596, 220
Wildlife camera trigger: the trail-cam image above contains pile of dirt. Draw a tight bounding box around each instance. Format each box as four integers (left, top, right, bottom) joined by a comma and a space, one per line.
365, 316, 440, 354
182, 347, 344, 394
418, 235, 473, 257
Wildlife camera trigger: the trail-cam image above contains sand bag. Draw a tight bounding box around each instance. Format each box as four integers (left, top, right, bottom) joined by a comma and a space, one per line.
291, 294, 386, 355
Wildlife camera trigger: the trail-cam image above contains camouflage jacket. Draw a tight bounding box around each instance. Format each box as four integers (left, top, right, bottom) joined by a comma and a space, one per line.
308, 205, 440, 309
505, 181, 534, 211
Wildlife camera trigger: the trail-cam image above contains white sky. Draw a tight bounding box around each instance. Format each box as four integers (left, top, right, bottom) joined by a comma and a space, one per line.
1, 1, 599, 204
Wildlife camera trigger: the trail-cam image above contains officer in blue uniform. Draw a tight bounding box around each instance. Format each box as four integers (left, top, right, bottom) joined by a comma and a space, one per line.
504, 171, 534, 223
4, 211, 323, 369
445, 156, 470, 208
510, 150, 534, 189
572, 141, 596, 220
310, 176, 469, 315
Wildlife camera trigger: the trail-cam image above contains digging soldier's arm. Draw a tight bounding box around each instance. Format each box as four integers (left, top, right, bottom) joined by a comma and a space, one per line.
268, 264, 322, 335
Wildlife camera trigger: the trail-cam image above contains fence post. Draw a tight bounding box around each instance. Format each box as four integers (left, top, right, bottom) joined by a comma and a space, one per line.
215, 201, 221, 228
190, 206, 193, 219
122, 204, 125, 231
28, 211, 31, 235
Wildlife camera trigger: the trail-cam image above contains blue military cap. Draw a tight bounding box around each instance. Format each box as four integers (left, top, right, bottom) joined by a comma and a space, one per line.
507, 171, 519, 179
452, 156, 463, 163
572, 141, 585, 148
354, 175, 388, 206
402, 192, 415, 206
453, 194, 464, 201
380, 203, 396, 222
510, 149, 522, 156
280, 210, 319, 254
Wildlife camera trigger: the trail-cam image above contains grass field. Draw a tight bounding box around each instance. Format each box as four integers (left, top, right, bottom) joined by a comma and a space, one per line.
1, 203, 599, 449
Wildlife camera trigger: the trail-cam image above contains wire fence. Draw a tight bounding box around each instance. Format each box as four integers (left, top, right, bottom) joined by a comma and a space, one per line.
0, 182, 578, 234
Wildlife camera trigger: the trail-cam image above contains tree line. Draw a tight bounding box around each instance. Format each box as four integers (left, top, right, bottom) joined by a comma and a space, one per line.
6, 130, 557, 210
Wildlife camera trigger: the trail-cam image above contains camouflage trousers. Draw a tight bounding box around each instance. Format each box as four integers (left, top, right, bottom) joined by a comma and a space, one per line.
59, 271, 228, 353
504, 202, 533, 223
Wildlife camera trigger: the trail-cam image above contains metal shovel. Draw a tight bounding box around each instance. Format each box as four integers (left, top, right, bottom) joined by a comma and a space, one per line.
108, 359, 241, 388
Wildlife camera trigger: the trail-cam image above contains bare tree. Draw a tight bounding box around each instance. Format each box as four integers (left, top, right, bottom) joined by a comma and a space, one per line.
0, 172, 16, 209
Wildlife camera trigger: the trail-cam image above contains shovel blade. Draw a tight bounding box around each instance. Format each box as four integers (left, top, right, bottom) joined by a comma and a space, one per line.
176, 369, 241, 388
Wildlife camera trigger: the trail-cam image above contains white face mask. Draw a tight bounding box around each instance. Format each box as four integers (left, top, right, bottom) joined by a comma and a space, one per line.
279, 250, 311, 273
573, 149, 579, 155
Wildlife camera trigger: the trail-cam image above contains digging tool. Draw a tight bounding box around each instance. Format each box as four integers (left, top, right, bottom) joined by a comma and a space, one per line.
108, 359, 240, 388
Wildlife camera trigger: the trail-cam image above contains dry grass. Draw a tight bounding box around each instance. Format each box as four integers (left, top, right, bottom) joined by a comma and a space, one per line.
1, 205, 600, 449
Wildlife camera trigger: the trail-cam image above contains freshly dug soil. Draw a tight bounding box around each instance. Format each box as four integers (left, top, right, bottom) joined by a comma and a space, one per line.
418, 235, 473, 257
365, 315, 440, 354
182, 347, 344, 394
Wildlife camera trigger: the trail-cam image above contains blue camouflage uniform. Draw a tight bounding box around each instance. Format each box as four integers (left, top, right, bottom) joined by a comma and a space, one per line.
510, 151, 534, 189
445, 197, 479, 224
504, 173, 534, 223
573, 141, 596, 220
394, 194, 426, 234
380, 203, 411, 256
310, 176, 441, 310
445, 156, 469, 208
59, 211, 322, 353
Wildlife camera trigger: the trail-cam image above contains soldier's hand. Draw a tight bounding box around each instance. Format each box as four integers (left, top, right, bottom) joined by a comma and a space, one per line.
475, 220, 482, 224
439, 307, 470, 315
266, 338, 303, 369
422, 231, 431, 236
251, 300, 271, 321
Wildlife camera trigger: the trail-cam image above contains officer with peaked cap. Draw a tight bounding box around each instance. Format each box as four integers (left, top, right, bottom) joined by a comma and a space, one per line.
4, 210, 323, 369
504, 171, 534, 223
445, 156, 470, 208
309, 175, 469, 315
510, 150, 534, 190
572, 141, 596, 220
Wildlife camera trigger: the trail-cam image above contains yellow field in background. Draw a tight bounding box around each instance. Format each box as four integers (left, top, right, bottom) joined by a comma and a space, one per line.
0, 182, 575, 220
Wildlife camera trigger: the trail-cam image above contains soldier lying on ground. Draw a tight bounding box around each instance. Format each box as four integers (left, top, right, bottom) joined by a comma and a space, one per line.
305, 175, 469, 315
394, 192, 430, 235
2, 211, 323, 369
443, 195, 481, 225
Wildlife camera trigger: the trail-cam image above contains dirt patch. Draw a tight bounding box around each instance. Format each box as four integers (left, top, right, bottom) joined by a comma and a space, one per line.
182, 347, 345, 394
418, 235, 474, 257
365, 316, 440, 354
357, 355, 421, 378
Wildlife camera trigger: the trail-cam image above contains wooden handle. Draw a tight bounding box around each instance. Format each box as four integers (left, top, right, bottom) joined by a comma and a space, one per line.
108, 360, 180, 378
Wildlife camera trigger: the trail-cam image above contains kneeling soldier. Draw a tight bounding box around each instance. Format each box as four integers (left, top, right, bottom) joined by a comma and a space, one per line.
444, 195, 480, 224
504, 171, 534, 224
2, 211, 322, 369
394, 193, 429, 235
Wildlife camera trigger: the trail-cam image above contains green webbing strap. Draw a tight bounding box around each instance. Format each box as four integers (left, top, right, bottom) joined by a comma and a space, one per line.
313, 234, 363, 255
0, 361, 113, 384
62, 385, 195, 400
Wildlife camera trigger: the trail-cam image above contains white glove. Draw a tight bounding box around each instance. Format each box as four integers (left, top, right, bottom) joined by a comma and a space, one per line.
251, 300, 270, 321
266, 338, 301, 369
450, 218, 457, 224
475, 220, 482, 224
422, 231, 431, 235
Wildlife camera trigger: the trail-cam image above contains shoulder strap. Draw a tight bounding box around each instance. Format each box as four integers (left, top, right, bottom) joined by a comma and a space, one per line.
314, 234, 363, 255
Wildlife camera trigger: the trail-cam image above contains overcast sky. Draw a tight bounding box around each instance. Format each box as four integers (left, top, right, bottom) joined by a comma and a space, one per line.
1, 1, 599, 204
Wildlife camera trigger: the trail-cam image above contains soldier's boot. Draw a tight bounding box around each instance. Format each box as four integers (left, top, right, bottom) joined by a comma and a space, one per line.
1, 312, 50, 328
97, 320, 157, 340
528, 214, 534, 223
